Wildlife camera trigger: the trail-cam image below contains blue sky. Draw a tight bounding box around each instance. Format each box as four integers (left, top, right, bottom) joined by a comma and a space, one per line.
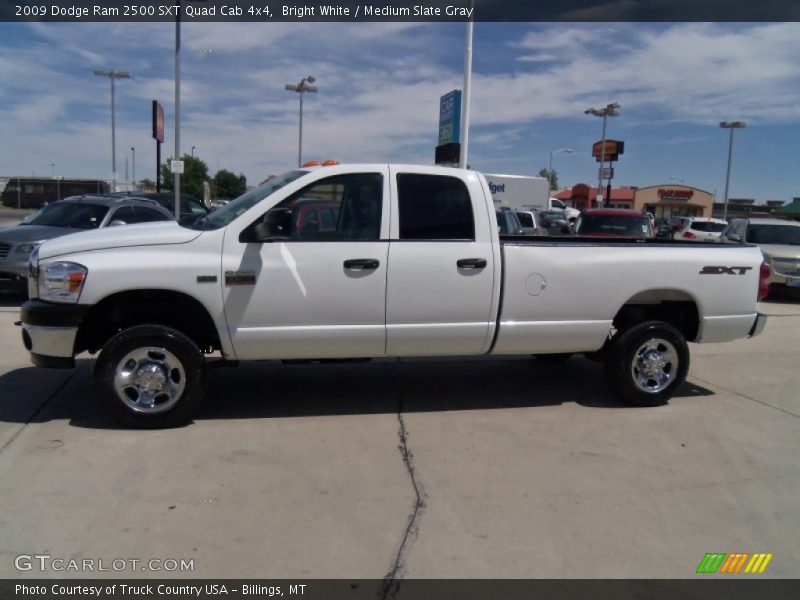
0, 21, 798, 202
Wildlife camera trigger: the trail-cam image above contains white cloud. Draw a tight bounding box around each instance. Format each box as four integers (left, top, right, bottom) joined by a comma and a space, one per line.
1, 21, 799, 193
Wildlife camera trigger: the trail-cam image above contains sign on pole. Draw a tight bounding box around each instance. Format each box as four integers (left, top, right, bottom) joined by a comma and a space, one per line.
438, 90, 462, 145
152, 101, 165, 142
593, 139, 624, 162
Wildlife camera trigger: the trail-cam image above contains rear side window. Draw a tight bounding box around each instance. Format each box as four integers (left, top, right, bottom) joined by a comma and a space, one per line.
397, 174, 474, 240
517, 212, 533, 228
690, 221, 727, 232
136, 207, 172, 223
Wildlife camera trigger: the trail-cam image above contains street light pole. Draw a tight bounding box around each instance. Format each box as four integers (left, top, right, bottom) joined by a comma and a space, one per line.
93, 69, 131, 193
548, 148, 572, 190
131, 147, 135, 184
285, 76, 317, 167
174, 0, 182, 222
459, 1, 474, 169
191, 145, 195, 157
584, 102, 620, 208
51, 163, 55, 177
720, 121, 746, 221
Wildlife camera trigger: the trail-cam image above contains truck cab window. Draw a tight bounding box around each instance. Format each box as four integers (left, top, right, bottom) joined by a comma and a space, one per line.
272, 173, 383, 241
397, 174, 474, 240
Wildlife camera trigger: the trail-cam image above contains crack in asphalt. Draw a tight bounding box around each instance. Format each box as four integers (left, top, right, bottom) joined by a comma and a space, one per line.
692, 375, 800, 418
0, 364, 84, 454
380, 367, 426, 600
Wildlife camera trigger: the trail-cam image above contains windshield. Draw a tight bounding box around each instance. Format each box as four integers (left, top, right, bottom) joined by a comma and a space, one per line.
577, 214, 651, 237
747, 224, 800, 245
23, 202, 109, 229
196, 170, 308, 230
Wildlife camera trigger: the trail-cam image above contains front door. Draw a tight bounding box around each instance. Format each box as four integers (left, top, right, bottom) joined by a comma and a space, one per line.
222, 169, 390, 360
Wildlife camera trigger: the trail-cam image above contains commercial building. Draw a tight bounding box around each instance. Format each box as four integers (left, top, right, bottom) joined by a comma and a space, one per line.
555, 183, 715, 219
634, 185, 714, 221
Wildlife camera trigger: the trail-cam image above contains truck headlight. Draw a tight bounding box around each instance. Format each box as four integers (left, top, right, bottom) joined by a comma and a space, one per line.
39, 262, 88, 303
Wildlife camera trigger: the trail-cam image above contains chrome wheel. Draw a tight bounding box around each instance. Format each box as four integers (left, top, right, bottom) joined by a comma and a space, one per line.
113, 347, 186, 414
630, 338, 678, 394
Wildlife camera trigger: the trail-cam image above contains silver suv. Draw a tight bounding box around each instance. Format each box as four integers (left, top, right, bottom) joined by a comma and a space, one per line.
0, 195, 173, 293
722, 217, 800, 294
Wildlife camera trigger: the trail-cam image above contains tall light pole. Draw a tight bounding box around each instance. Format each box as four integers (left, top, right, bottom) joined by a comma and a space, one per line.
51, 163, 55, 177
93, 69, 131, 193
191, 145, 196, 157
131, 146, 135, 184
548, 148, 572, 190
285, 76, 317, 167
459, 0, 475, 169
720, 121, 746, 221
584, 102, 620, 208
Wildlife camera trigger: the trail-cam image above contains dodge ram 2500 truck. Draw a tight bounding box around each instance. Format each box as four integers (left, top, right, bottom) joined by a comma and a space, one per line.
20, 164, 768, 427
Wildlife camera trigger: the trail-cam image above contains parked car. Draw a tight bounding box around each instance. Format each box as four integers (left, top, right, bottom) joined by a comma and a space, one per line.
575, 209, 654, 238
514, 210, 547, 236
288, 196, 341, 238
111, 192, 209, 223
722, 217, 800, 295
496, 208, 524, 235
673, 217, 728, 242
0, 195, 172, 293
538, 209, 572, 235
658, 215, 692, 238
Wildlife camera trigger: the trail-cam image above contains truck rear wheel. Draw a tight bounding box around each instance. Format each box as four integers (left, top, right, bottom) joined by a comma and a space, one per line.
94, 324, 205, 428
603, 321, 689, 407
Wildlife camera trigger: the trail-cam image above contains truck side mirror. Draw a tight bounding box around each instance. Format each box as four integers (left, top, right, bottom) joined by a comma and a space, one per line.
252, 207, 292, 242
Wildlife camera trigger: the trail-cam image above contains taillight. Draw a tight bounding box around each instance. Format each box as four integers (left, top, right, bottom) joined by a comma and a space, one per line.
758, 261, 771, 301
682, 230, 696, 239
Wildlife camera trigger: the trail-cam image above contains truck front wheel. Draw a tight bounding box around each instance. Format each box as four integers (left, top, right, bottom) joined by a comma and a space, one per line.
94, 324, 205, 428
603, 321, 689, 407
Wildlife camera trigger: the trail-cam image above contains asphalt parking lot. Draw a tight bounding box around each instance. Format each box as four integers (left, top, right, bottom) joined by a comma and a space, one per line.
0, 289, 798, 581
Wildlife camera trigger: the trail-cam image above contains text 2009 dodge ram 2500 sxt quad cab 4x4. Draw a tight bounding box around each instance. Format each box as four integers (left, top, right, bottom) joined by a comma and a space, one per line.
20, 164, 768, 427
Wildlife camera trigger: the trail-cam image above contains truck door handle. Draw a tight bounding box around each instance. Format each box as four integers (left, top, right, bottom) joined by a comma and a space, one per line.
344, 259, 380, 270
457, 258, 487, 269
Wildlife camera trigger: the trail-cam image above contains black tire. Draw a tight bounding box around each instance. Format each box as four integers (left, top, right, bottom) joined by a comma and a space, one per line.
603, 321, 689, 407
534, 353, 573, 363
94, 324, 205, 428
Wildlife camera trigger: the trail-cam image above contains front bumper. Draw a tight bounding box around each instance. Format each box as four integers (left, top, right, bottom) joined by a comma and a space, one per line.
748, 312, 767, 338
20, 300, 90, 368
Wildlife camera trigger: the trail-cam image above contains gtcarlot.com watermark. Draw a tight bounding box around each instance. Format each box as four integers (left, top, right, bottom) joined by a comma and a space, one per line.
15, 554, 194, 573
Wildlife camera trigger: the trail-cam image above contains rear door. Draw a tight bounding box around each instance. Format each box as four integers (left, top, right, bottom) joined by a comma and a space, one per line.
385, 168, 499, 356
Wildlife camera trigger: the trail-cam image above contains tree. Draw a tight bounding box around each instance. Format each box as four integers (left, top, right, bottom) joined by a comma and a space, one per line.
138, 178, 156, 191
213, 169, 247, 199
160, 154, 210, 199
538, 168, 558, 191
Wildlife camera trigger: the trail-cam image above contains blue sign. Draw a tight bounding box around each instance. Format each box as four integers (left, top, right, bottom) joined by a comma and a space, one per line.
438, 90, 462, 145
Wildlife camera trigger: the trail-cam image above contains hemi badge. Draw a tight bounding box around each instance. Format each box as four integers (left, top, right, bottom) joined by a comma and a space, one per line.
225, 271, 256, 286
197, 275, 217, 283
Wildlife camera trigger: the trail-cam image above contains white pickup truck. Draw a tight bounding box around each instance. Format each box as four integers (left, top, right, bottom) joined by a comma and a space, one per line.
20, 164, 768, 427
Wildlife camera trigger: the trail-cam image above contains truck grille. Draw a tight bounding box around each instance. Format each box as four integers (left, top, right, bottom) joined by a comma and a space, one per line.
0, 243, 11, 259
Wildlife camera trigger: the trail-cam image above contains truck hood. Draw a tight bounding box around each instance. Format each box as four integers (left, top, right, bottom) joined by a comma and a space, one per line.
0, 225, 75, 245
759, 244, 800, 260
37, 222, 203, 259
